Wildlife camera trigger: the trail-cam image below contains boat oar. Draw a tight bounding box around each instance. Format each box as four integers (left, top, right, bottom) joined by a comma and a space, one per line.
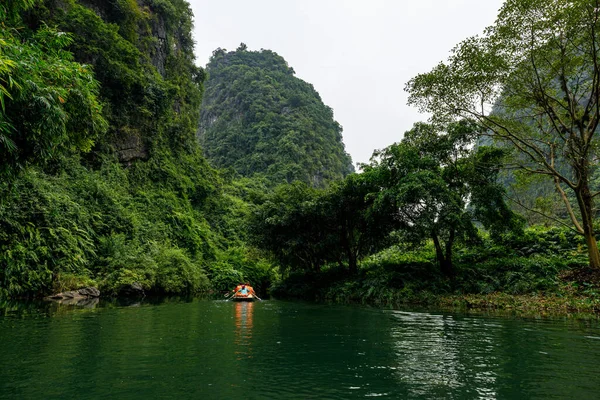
253, 293, 263, 301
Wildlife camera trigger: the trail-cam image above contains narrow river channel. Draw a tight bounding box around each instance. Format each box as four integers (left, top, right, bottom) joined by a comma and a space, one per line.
1, 299, 599, 399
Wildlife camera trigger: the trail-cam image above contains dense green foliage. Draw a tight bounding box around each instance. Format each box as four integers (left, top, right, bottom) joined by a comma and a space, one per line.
250, 116, 597, 310
250, 172, 396, 276
366, 121, 523, 276
199, 45, 354, 187
44, 0, 205, 156
0, 0, 275, 298
0, 15, 106, 178
2, 0, 600, 314
252, 121, 520, 279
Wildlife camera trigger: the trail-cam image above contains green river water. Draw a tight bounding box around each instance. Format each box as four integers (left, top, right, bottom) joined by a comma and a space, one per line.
1, 298, 599, 399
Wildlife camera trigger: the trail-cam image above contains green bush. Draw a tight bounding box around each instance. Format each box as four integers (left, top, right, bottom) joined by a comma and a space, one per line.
0, 170, 96, 297
208, 246, 276, 294
153, 245, 209, 294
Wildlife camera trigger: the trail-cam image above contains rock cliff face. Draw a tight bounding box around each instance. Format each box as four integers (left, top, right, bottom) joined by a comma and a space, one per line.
113, 127, 148, 163
35, 0, 203, 162
75, 0, 171, 77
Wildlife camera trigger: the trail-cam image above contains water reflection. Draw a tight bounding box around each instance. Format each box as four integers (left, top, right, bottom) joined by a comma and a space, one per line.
46, 297, 99, 307
234, 301, 254, 360
0, 298, 100, 319
388, 311, 500, 399
1, 300, 600, 399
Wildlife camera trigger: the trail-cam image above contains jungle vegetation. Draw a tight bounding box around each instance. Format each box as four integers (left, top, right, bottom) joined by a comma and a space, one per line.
0, 0, 276, 298
250, 0, 600, 308
1, 0, 599, 312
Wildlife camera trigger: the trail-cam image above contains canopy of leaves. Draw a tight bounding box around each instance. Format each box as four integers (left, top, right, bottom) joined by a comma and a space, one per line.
249, 171, 396, 275
406, 0, 600, 222
199, 45, 354, 187
406, 0, 600, 268
364, 121, 522, 274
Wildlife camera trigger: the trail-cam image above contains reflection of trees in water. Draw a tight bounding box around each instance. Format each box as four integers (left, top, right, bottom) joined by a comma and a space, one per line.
389, 311, 499, 399
0, 298, 101, 318
234, 302, 254, 360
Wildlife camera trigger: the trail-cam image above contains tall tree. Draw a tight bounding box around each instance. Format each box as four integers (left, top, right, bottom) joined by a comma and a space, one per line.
407, 0, 600, 268
323, 172, 397, 274
249, 182, 331, 274
249, 173, 395, 275
365, 121, 519, 276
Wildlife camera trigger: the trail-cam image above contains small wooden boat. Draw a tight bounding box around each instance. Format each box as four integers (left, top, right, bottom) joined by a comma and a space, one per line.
231, 293, 255, 302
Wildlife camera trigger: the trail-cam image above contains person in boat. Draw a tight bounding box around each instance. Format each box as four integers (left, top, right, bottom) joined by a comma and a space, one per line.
231, 283, 256, 298
231, 284, 249, 297
245, 283, 256, 296
233, 283, 243, 294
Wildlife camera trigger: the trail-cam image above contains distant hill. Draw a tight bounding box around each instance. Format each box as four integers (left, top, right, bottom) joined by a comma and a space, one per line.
199, 45, 354, 187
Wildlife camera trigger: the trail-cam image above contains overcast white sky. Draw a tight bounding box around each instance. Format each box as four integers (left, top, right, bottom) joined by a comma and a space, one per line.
189, 0, 505, 166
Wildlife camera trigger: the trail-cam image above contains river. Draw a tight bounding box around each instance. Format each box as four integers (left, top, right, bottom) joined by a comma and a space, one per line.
1, 298, 599, 399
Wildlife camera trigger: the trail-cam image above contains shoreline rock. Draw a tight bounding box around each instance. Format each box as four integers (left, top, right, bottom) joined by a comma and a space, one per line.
117, 282, 145, 298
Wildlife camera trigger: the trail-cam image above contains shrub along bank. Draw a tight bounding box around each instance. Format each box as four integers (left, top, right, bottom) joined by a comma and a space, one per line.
271, 227, 600, 315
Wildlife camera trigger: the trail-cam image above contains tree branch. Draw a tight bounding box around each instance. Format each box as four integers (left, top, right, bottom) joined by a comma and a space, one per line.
584, 2, 600, 139
505, 193, 583, 235
550, 144, 584, 234
469, 111, 577, 189
528, 25, 573, 139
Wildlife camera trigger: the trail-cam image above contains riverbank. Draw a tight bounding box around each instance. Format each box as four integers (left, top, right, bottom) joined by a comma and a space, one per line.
273, 276, 600, 317
271, 228, 600, 317
277, 288, 600, 317
436, 293, 600, 315
319, 289, 600, 317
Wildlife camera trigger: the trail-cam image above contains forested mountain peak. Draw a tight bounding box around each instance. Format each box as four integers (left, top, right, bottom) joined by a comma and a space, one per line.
209, 44, 295, 76
199, 45, 354, 188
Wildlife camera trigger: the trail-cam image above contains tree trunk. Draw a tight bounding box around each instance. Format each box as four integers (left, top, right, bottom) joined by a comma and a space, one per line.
432, 231, 454, 277
440, 258, 454, 277
348, 252, 358, 275
340, 217, 358, 274
575, 179, 600, 269
443, 228, 455, 277
584, 231, 600, 269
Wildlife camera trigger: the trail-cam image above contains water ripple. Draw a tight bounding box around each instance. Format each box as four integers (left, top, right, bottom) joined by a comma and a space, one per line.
1, 300, 599, 399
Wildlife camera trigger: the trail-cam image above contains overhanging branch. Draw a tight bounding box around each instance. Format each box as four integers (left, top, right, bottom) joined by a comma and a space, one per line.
505, 193, 583, 235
